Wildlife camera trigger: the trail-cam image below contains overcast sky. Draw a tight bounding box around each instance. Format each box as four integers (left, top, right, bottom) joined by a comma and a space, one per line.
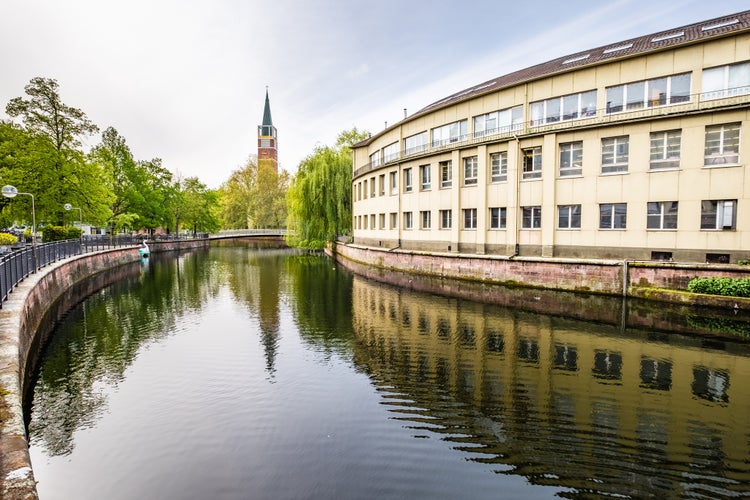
1, 1, 747, 188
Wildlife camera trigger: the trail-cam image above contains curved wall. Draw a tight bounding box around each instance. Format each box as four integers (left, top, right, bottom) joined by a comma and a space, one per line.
0, 239, 208, 499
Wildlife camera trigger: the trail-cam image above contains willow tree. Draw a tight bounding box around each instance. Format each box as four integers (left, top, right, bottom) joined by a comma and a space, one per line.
286, 128, 368, 248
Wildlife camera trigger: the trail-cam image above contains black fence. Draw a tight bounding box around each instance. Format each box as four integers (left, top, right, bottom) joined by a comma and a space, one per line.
0, 233, 208, 307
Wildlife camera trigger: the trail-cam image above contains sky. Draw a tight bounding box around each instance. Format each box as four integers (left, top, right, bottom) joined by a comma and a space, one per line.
1, 0, 747, 188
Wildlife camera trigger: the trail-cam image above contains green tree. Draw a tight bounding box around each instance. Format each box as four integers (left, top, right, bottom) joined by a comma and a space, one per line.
89, 127, 141, 232
172, 176, 221, 235
3, 77, 112, 226
219, 157, 289, 229
286, 127, 369, 248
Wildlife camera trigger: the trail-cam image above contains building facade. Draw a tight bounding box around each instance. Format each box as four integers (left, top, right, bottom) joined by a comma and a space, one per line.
258, 88, 278, 171
351, 11, 750, 263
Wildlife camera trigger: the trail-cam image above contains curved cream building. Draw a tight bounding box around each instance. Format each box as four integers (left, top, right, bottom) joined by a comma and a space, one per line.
352, 11, 750, 263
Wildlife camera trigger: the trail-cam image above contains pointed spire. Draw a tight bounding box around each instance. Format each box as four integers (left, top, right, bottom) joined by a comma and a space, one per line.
262, 86, 273, 127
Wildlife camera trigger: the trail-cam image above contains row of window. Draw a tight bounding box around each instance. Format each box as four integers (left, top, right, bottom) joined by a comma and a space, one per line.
366, 61, 750, 166
356, 199, 737, 231
356, 123, 741, 199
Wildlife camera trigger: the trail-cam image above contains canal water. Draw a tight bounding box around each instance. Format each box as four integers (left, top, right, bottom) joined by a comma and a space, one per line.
27, 245, 750, 499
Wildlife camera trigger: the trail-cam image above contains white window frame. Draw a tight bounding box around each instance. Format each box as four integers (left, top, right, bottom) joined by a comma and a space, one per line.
431, 120, 468, 147
389, 171, 398, 195
704, 123, 741, 166
464, 156, 478, 186
647, 201, 679, 230
522, 147, 542, 180
383, 142, 399, 163
530, 90, 597, 126
700, 200, 736, 230
605, 73, 691, 113
599, 203, 627, 229
419, 164, 431, 191
404, 132, 428, 155
559, 141, 583, 177
403, 168, 413, 192
650, 130, 681, 170
558, 205, 581, 229
440, 160, 452, 188
404, 211, 413, 230
701, 61, 750, 100
601, 136, 629, 174
389, 212, 398, 229
439, 209, 452, 229
473, 105, 524, 138
521, 206, 542, 229
463, 208, 477, 230
490, 152, 508, 182
489, 207, 507, 229
420, 210, 431, 230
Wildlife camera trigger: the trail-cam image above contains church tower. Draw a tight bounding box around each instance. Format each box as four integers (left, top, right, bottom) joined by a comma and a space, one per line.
257, 88, 278, 172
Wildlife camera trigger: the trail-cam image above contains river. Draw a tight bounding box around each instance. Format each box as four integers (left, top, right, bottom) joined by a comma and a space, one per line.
27, 245, 750, 499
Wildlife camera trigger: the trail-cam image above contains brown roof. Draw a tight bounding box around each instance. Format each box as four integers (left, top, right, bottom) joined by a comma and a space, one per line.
355, 10, 750, 148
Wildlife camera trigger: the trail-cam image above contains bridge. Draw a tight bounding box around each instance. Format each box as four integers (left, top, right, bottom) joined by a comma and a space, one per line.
209, 229, 287, 240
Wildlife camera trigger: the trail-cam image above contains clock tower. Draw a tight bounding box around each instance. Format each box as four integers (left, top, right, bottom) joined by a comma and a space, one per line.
257, 88, 278, 171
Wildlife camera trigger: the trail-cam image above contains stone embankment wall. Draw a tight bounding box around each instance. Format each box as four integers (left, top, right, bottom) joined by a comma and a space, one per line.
332, 243, 750, 309
0, 239, 207, 499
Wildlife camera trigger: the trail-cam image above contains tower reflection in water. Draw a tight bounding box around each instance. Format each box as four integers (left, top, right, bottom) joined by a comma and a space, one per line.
349, 275, 750, 498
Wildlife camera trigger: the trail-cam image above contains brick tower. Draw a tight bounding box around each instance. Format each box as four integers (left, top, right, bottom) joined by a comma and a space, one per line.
257, 88, 278, 172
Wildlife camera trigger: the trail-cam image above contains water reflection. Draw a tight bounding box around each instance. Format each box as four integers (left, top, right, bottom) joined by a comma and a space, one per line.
350, 275, 750, 498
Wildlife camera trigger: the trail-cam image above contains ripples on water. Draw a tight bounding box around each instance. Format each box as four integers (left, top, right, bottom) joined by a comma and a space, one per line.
27, 247, 750, 499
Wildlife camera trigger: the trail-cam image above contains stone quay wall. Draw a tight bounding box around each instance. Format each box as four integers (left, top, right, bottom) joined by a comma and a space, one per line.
0, 239, 208, 499
332, 243, 750, 309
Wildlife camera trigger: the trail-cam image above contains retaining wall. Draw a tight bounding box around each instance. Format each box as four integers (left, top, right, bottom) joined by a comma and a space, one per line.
333, 243, 750, 308
0, 238, 208, 499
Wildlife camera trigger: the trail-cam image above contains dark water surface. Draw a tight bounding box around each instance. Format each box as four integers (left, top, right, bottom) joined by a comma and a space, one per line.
27, 246, 750, 499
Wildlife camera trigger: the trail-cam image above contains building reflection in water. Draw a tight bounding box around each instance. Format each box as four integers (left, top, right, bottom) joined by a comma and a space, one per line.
349, 275, 750, 498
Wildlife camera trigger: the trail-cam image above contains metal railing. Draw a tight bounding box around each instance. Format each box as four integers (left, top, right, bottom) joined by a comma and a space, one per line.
0, 233, 208, 307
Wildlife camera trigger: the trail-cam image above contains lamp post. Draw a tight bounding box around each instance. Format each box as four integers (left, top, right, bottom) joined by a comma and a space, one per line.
64, 203, 83, 246
2, 185, 37, 270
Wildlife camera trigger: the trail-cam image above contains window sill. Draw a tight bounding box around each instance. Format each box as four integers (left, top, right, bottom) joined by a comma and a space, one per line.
558, 174, 583, 179
648, 167, 680, 173
702, 163, 741, 169
600, 170, 629, 176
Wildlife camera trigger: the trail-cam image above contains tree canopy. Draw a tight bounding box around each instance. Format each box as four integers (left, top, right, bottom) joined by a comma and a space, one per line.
219, 157, 289, 229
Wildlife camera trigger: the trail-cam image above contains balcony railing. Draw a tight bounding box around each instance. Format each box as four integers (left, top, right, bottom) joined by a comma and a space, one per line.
353, 88, 750, 180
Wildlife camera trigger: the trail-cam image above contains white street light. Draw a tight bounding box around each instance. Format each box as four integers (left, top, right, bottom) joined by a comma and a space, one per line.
64, 203, 83, 244
2, 185, 37, 270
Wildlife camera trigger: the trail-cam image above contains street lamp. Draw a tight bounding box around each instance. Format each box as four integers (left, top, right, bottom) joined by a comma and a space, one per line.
2, 185, 37, 270
64, 203, 83, 245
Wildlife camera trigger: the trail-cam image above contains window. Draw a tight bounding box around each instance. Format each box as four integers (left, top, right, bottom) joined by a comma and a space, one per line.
522, 206, 541, 229
530, 90, 597, 126
379, 213, 385, 229
702, 61, 750, 100
369, 151, 381, 168
363, 179, 368, 199
404, 132, 428, 155
473, 105, 524, 137
650, 130, 681, 169
419, 165, 431, 190
490, 207, 507, 229
601, 136, 629, 173
522, 147, 542, 179
705, 123, 740, 165
383, 142, 399, 163
558, 205, 581, 229
559, 142, 583, 177
440, 160, 452, 188
606, 73, 690, 113
464, 156, 478, 185
389, 171, 397, 194
599, 203, 627, 229
490, 152, 508, 182
404, 211, 413, 229
463, 208, 477, 229
357, 182, 362, 201
420, 210, 431, 229
440, 209, 452, 229
431, 120, 468, 147
647, 201, 678, 229
379, 174, 386, 196
403, 168, 413, 192
363, 214, 368, 229
390, 212, 398, 229
701, 200, 736, 230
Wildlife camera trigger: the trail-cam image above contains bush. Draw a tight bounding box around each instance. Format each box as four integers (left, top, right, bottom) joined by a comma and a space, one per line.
42, 225, 71, 242
688, 277, 750, 297
0, 233, 18, 246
